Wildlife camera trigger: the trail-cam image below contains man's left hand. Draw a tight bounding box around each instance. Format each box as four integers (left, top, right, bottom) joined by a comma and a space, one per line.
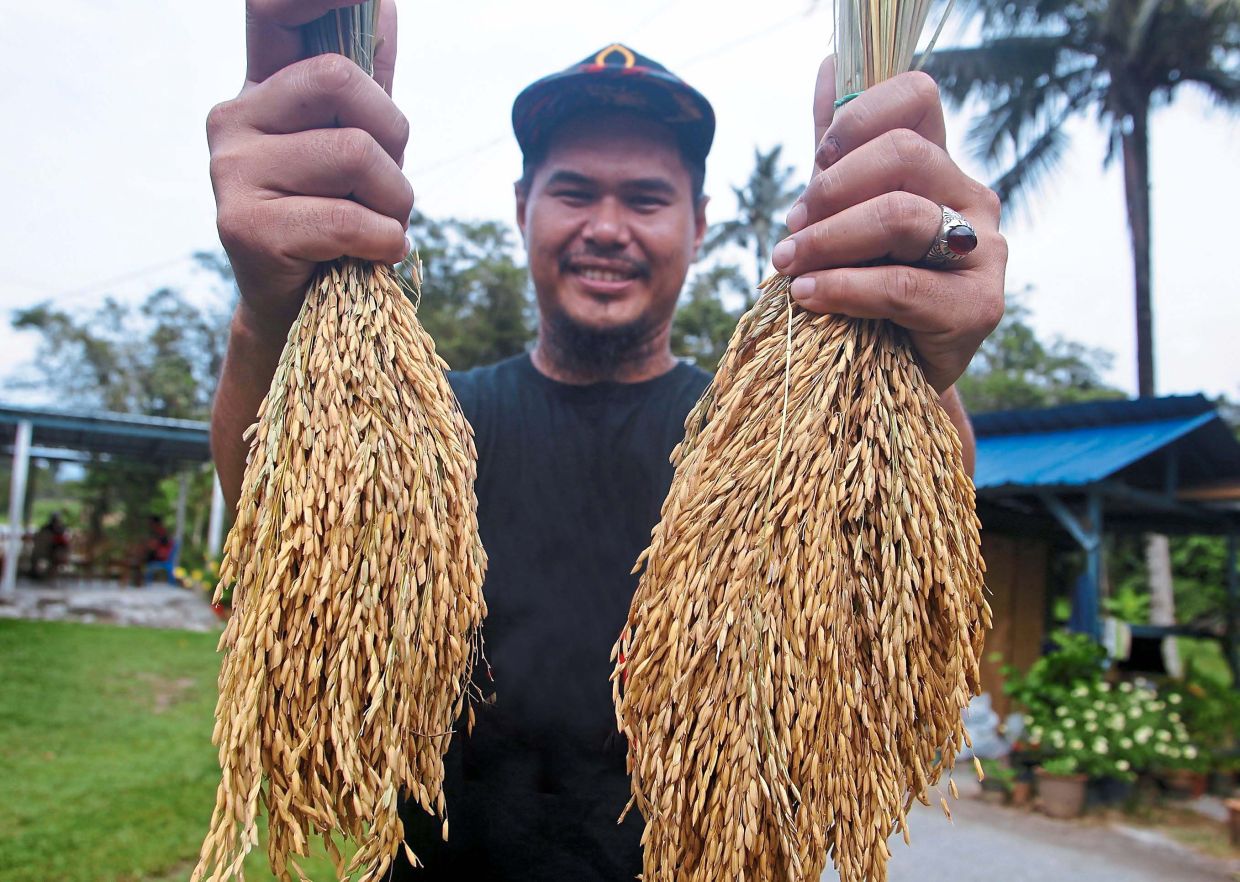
771, 57, 1006, 394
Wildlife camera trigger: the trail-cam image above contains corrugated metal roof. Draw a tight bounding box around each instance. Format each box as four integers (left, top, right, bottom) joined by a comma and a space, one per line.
0, 403, 210, 465
973, 395, 1240, 493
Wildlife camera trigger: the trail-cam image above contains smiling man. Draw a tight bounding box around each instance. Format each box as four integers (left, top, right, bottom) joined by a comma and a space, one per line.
207, 4, 1004, 879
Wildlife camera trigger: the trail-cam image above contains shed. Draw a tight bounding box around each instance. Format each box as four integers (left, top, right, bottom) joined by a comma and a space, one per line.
972, 394, 1240, 703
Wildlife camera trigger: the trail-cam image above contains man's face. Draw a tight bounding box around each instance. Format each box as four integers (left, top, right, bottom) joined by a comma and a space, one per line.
515, 112, 707, 349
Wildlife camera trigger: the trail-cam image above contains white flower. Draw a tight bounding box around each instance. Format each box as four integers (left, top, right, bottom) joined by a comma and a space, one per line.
1070, 739, 1085, 751
1064, 719, 1076, 729
1120, 682, 1134, 693
1084, 709, 1097, 721
1151, 701, 1165, 712
1128, 706, 1142, 719
1120, 738, 1133, 750
1168, 693, 1181, 705
1136, 728, 1153, 745
1085, 721, 1099, 733
1052, 732, 1066, 748
1100, 682, 1112, 693
1057, 705, 1069, 718
1158, 730, 1171, 743
1169, 712, 1181, 724
1110, 715, 1127, 731
1073, 685, 1089, 698
1116, 759, 1131, 772
1168, 747, 1182, 760
1155, 743, 1168, 755
1185, 746, 1198, 760
1094, 738, 1109, 754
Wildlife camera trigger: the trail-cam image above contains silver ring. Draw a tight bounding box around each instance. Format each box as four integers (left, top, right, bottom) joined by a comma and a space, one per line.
918, 206, 978, 268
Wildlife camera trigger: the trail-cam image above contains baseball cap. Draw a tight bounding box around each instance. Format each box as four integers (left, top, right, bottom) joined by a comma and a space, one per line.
512, 43, 716, 164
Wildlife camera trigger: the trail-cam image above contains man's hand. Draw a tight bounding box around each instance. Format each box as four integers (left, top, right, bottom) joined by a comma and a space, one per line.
771, 56, 1006, 394
208, 0, 412, 343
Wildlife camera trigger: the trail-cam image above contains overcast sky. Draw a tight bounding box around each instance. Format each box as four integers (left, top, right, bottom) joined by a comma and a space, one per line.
1, 0, 1236, 405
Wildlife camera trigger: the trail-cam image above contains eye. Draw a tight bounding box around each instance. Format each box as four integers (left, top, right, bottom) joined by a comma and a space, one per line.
553, 189, 593, 205
630, 194, 670, 211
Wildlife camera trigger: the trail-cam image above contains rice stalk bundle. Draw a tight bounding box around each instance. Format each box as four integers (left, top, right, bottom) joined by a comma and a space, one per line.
192, 8, 486, 882
613, 8, 989, 880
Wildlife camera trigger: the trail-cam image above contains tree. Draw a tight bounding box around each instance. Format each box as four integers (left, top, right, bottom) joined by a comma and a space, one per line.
403, 210, 533, 371
671, 264, 749, 372
924, 0, 1240, 399
703, 145, 801, 298
9, 281, 234, 552
955, 292, 1125, 412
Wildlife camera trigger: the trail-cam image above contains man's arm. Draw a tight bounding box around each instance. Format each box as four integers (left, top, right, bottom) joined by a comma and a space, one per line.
938, 385, 976, 477
211, 309, 286, 509
207, 0, 411, 510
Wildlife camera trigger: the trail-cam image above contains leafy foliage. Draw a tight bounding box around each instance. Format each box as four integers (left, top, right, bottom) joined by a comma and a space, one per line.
956, 293, 1125, 412
925, 0, 1240, 209
402, 210, 533, 371
703, 145, 801, 293
670, 264, 749, 372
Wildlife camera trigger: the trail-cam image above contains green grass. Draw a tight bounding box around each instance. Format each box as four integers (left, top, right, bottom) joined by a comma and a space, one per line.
0, 620, 346, 881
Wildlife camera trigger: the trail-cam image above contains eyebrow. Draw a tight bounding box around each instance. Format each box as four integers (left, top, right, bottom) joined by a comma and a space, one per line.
544, 170, 678, 196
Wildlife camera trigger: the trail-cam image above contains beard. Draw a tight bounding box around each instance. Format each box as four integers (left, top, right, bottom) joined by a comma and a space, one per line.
540, 304, 663, 379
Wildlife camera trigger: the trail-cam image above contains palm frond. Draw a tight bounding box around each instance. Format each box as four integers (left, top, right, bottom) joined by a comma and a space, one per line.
922, 37, 1073, 107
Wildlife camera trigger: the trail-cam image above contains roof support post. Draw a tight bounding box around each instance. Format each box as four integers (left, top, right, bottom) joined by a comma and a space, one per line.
207, 472, 225, 560
1040, 490, 1105, 640
174, 472, 189, 551
3, 420, 33, 597
1227, 531, 1238, 687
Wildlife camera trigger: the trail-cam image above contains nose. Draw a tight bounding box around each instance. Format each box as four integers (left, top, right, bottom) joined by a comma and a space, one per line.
582, 196, 631, 250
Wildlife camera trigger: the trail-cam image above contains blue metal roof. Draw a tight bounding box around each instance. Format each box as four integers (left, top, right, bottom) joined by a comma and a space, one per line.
973, 395, 1240, 493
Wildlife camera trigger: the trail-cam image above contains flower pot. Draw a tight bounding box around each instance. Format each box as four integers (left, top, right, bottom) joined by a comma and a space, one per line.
1227, 799, 1240, 847
1035, 767, 1088, 819
211, 602, 232, 622
1010, 779, 1033, 808
1160, 769, 1208, 799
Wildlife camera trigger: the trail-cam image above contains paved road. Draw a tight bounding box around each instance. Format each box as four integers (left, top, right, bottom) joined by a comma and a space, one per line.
821, 792, 1235, 882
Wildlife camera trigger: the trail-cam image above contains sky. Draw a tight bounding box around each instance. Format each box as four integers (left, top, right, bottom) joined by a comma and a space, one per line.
1, 0, 1237, 405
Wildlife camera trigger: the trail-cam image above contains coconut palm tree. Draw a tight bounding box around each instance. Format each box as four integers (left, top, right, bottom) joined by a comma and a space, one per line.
704, 145, 801, 300
924, 0, 1239, 399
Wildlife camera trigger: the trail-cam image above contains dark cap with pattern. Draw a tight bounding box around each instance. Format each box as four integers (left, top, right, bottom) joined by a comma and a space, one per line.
512, 44, 716, 163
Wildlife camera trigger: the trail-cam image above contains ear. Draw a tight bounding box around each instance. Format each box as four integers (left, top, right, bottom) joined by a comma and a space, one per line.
692, 195, 709, 254
514, 181, 529, 245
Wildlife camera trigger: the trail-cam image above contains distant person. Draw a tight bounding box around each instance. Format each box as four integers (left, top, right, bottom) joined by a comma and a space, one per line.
29, 512, 69, 580
131, 515, 172, 585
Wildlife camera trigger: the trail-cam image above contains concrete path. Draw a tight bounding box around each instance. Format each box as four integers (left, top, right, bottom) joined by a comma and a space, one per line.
0, 578, 220, 631
821, 787, 1236, 882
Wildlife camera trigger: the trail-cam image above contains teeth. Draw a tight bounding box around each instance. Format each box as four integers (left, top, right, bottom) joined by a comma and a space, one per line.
580, 269, 631, 283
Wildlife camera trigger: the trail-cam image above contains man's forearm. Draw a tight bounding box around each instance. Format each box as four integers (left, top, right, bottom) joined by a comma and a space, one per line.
211, 309, 286, 510
939, 385, 976, 477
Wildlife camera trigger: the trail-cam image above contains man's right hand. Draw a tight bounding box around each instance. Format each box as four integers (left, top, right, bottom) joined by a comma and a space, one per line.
208, 0, 413, 344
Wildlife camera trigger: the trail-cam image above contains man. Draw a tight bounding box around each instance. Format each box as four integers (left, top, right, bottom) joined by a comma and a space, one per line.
208, 3, 1005, 878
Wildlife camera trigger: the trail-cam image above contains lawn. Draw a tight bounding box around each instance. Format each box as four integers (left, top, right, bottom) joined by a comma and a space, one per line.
0, 619, 344, 881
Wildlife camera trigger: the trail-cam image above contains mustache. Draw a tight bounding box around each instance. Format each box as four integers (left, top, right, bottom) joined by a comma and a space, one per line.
559, 250, 649, 278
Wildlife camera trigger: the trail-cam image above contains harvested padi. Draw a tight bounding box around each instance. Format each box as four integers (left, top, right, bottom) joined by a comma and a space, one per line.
192, 7, 486, 882
613, 7, 991, 874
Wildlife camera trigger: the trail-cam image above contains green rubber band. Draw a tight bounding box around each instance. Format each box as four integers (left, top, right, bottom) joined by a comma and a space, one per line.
833, 91, 862, 108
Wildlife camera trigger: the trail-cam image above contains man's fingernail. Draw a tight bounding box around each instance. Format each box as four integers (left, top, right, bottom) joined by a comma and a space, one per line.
404, 235, 413, 255
772, 238, 796, 270
785, 203, 807, 233
816, 135, 841, 169
790, 276, 815, 301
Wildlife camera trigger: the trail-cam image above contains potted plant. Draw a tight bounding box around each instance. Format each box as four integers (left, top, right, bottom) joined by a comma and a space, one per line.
977, 757, 1017, 804
1035, 757, 1089, 819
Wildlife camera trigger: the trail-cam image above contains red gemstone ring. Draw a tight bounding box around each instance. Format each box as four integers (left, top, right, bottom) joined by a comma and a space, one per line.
918, 206, 978, 268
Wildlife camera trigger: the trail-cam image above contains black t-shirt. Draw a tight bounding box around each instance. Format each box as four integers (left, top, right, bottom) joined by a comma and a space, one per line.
393, 353, 711, 881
